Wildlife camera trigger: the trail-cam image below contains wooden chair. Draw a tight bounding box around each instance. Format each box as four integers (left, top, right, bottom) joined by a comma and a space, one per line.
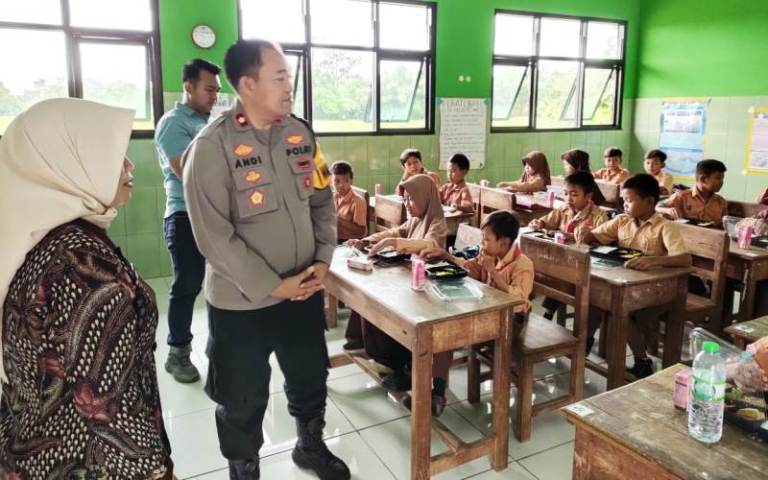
374, 194, 406, 232
467, 235, 591, 442
351, 185, 371, 235
454, 223, 482, 251
727, 200, 767, 219
479, 187, 515, 223
595, 180, 621, 208
466, 182, 482, 226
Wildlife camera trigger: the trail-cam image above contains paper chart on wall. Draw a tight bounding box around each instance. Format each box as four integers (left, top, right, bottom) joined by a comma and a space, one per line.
745, 108, 768, 173
439, 98, 487, 169
658, 99, 708, 178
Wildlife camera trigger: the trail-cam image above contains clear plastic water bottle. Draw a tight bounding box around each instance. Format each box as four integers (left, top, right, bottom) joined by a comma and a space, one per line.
688, 341, 726, 443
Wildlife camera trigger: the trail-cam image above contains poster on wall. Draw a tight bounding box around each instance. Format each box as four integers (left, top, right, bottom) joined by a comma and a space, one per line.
439, 98, 487, 169
745, 107, 768, 173
658, 99, 708, 177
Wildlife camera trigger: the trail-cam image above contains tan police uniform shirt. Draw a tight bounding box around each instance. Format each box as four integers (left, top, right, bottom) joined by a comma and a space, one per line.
182, 101, 336, 310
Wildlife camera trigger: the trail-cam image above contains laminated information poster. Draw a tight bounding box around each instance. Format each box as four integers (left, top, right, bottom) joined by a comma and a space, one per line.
439, 98, 487, 169
746, 108, 768, 173
659, 99, 708, 178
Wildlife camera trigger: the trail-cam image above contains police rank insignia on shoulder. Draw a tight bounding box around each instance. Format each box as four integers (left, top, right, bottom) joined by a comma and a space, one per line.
312, 144, 331, 190
235, 113, 248, 126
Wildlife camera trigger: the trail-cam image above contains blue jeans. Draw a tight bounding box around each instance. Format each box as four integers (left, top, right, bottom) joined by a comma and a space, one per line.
163, 211, 205, 348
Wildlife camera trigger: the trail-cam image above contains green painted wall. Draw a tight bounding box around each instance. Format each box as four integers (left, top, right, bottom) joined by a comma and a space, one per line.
636, 0, 768, 98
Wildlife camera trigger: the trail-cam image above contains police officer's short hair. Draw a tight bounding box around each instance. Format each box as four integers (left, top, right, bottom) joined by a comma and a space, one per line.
182, 58, 221, 83
224, 39, 282, 90
331, 161, 354, 180
399, 148, 422, 166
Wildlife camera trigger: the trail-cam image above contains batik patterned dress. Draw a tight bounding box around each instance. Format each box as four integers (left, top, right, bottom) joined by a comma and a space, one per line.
0, 219, 172, 479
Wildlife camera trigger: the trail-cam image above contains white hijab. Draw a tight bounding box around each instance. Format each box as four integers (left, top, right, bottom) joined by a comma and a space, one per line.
0, 98, 134, 381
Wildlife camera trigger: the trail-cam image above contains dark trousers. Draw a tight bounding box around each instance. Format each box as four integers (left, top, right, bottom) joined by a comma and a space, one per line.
205, 293, 329, 460
164, 211, 205, 347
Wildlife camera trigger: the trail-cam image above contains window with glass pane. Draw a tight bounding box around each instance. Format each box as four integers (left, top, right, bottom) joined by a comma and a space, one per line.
583, 67, 616, 125
379, 2, 430, 51
310, 0, 373, 47
0, 0, 61, 25
240, 0, 305, 44
539, 17, 581, 58
69, 0, 152, 31
494, 14, 534, 57
380, 59, 426, 130
80, 43, 152, 129
586, 22, 622, 60
536, 60, 579, 129
311, 48, 374, 132
285, 53, 305, 117
0, 29, 68, 134
492, 64, 530, 128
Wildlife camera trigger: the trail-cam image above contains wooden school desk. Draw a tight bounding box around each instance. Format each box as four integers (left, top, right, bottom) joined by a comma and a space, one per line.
726, 243, 768, 323
724, 314, 768, 349
561, 364, 768, 480
588, 261, 691, 390
325, 246, 521, 479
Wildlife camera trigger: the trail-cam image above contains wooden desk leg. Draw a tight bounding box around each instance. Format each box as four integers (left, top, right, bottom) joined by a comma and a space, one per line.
411, 329, 433, 480
733, 336, 747, 350
325, 292, 338, 329
738, 264, 756, 322
663, 279, 688, 368
606, 288, 628, 390
491, 309, 512, 470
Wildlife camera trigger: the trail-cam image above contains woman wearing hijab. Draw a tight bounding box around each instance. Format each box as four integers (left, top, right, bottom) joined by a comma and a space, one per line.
347, 175, 450, 415
560, 149, 606, 206
0, 99, 173, 479
497, 151, 551, 193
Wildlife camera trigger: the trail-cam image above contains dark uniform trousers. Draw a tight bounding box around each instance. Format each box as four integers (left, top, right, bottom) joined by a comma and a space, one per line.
205, 291, 329, 460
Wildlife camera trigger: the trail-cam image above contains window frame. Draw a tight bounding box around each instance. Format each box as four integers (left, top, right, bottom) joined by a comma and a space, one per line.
0, 0, 164, 139
237, 0, 437, 136
491, 9, 626, 133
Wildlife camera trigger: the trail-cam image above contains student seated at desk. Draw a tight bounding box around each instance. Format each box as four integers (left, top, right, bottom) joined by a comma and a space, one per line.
395, 148, 441, 195
347, 174, 451, 415
497, 151, 551, 193
728, 336, 768, 392
644, 149, 674, 195
440, 153, 474, 213
657, 159, 728, 227
421, 210, 533, 314
561, 149, 606, 205
577, 174, 692, 378
735, 210, 768, 316
332, 161, 368, 242
529, 172, 608, 319
594, 147, 630, 185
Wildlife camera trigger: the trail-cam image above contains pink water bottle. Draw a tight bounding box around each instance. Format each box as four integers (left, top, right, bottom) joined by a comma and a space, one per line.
411, 257, 426, 291
546, 191, 555, 208
374, 183, 382, 195
554, 232, 565, 245
673, 369, 692, 410
738, 225, 753, 249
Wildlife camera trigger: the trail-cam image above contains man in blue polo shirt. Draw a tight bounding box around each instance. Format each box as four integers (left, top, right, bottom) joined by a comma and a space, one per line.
154, 58, 221, 383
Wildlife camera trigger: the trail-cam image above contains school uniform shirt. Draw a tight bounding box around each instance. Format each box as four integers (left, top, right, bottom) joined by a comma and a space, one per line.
466, 245, 534, 313
751, 337, 768, 384
590, 212, 688, 257
651, 171, 674, 195
593, 167, 630, 185
535, 202, 608, 239
365, 216, 447, 251
183, 101, 337, 310
334, 188, 368, 240
439, 181, 474, 212
666, 186, 728, 226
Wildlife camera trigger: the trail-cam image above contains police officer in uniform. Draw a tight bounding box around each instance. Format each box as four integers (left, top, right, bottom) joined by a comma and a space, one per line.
182, 40, 349, 480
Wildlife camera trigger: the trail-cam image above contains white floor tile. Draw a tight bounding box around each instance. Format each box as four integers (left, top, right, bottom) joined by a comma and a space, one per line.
518, 442, 574, 480
327, 373, 409, 429
465, 462, 539, 480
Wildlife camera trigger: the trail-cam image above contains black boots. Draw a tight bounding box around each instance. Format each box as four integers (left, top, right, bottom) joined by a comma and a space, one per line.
292, 417, 351, 480
229, 456, 259, 480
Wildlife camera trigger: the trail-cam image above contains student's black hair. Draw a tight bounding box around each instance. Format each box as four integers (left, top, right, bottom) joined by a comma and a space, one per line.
330, 160, 354, 180
224, 39, 282, 91
480, 210, 520, 243
182, 58, 221, 83
696, 159, 727, 177
645, 149, 667, 165
449, 153, 470, 171
564, 171, 598, 195
399, 148, 422, 166
603, 147, 623, 159
622, 173, 661, 204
